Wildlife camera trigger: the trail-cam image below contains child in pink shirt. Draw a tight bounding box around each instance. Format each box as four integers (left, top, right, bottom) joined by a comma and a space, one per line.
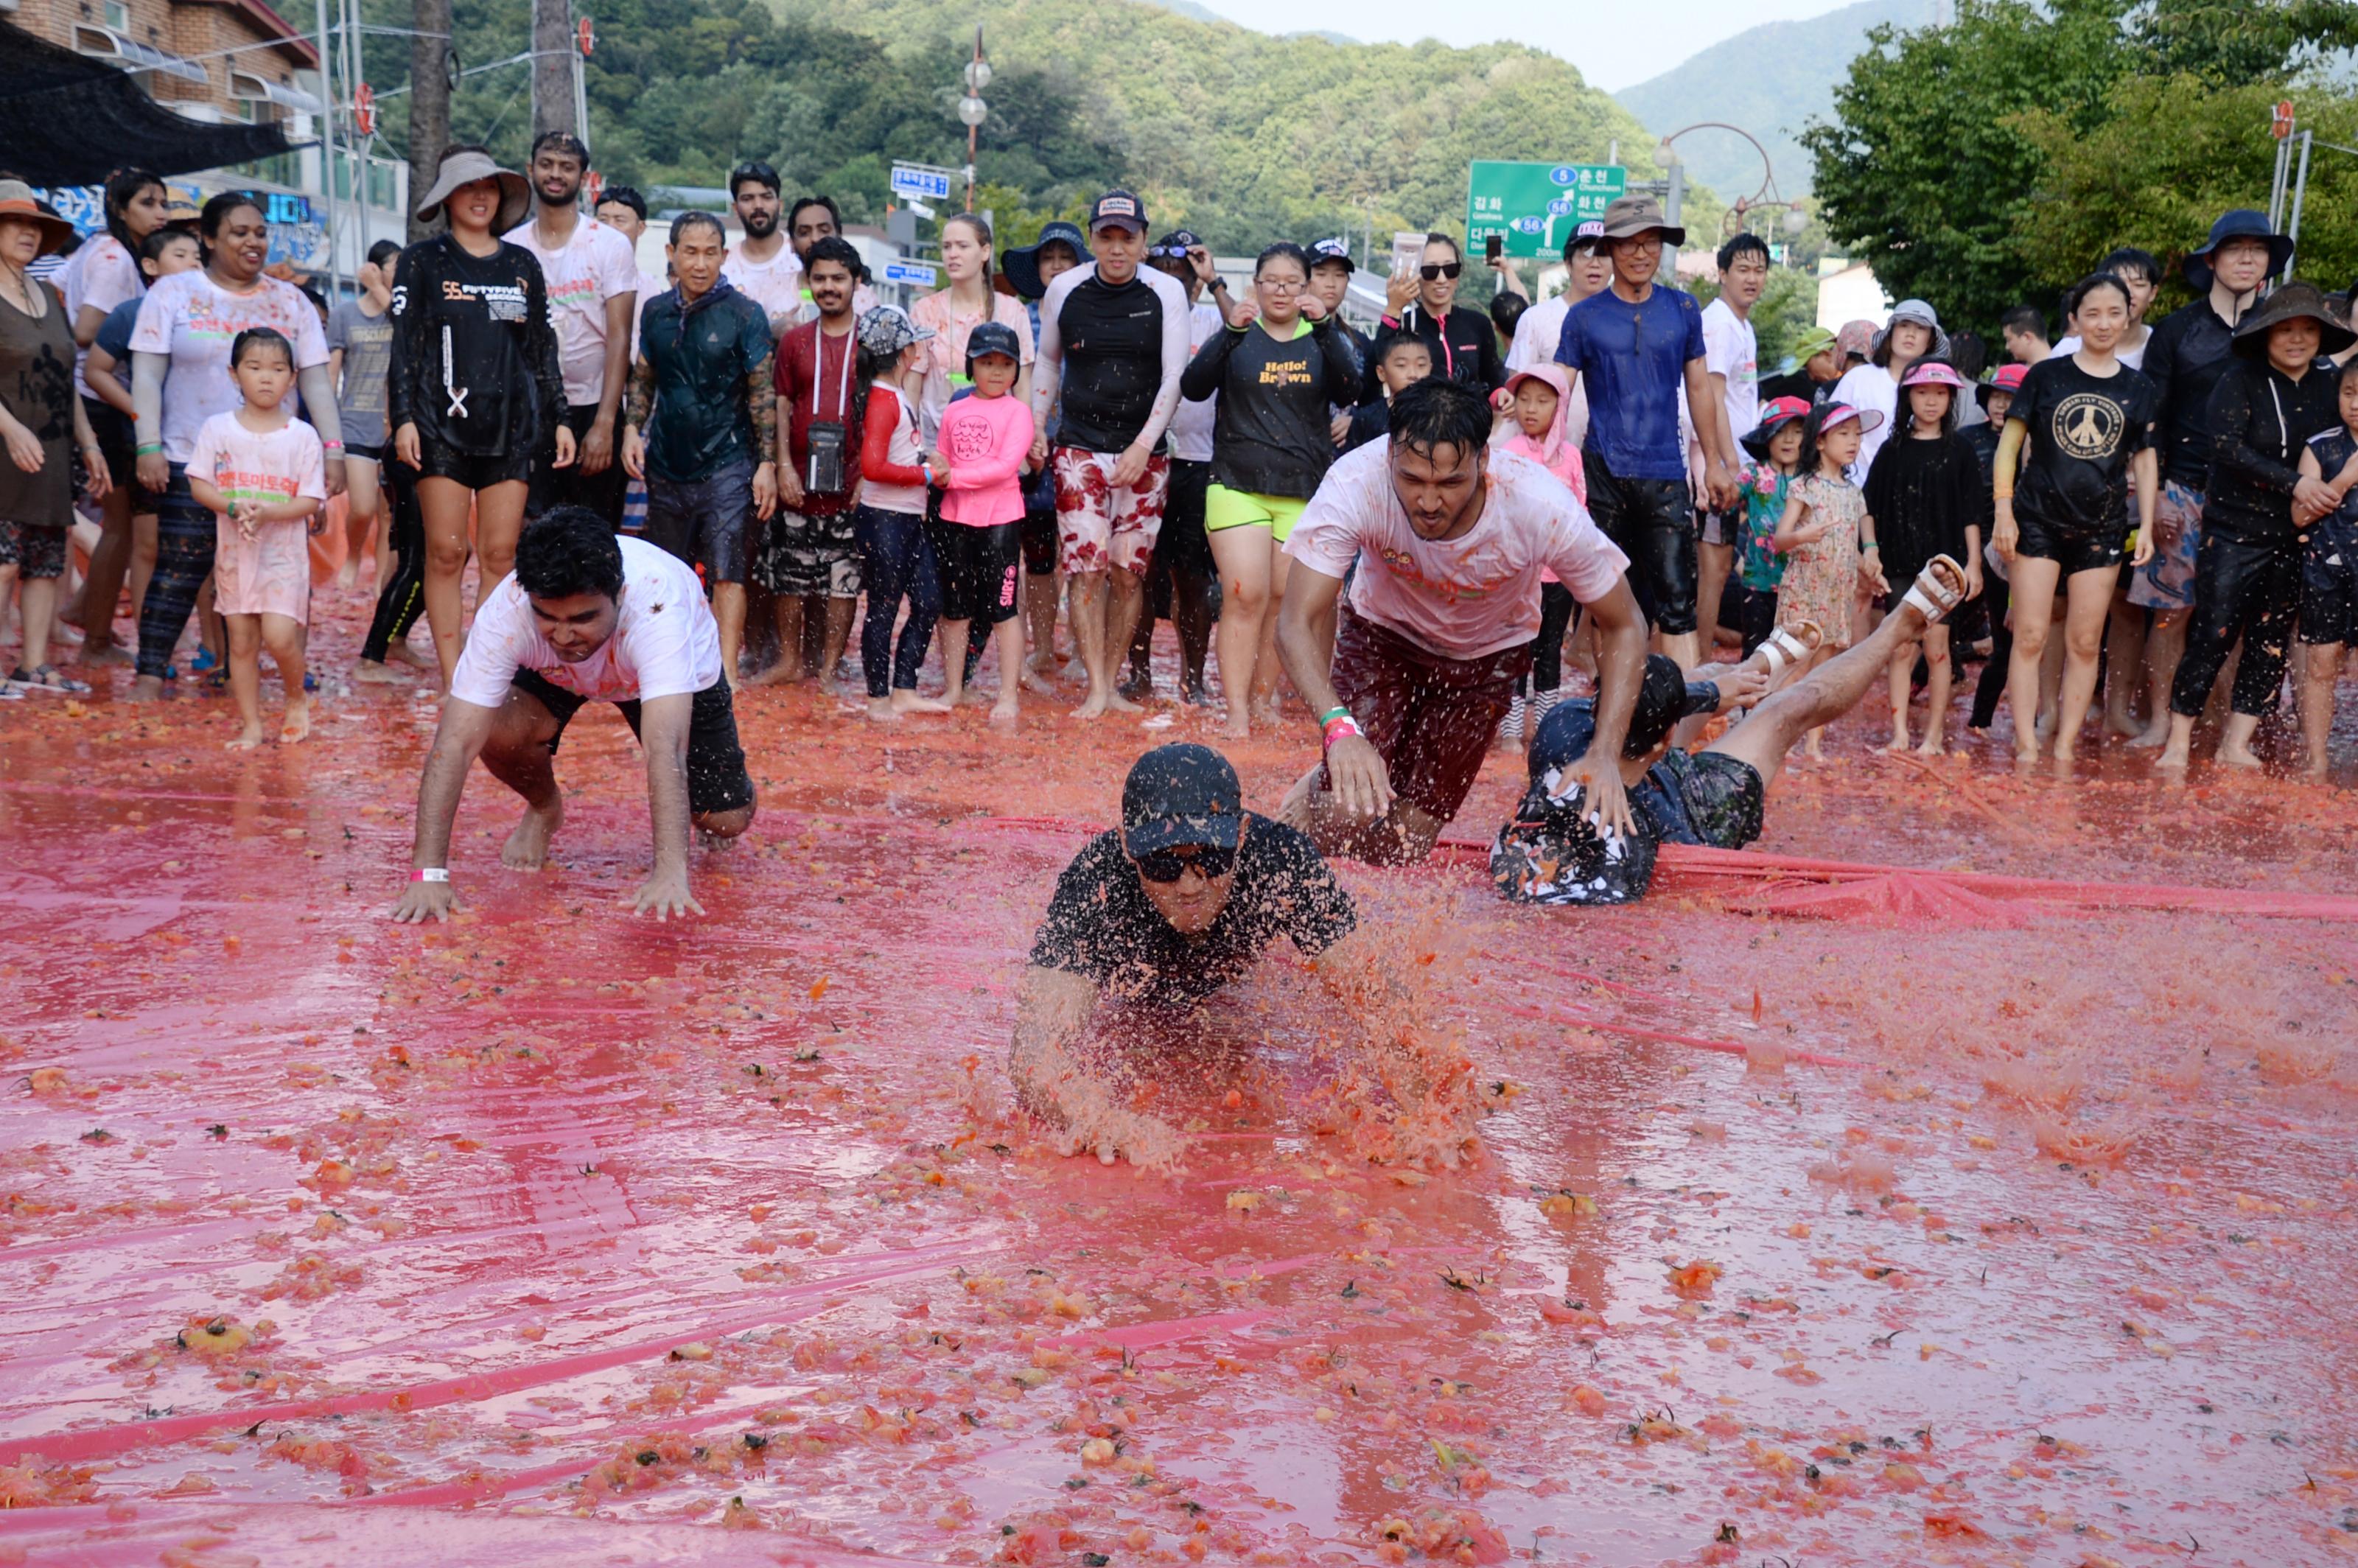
928, 322, 1036, 722
186, 326, 326, 749
1496, 366, 1586, 738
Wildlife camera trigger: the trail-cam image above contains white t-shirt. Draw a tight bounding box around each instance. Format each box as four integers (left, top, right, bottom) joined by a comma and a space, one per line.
450, 534, 723, 709
2049, 331, 2149, 371
504, 213, 639, 407
630, 269, 668, 359
721, 241, 804, 325
1506, 293, 1569, 376
129, 271, 329, 465
1699, 298, 1759, 454
1166, 298, 1223, 463
63, 234, 143, 399
1829, 362, 1902, 486
1284, 442, 1630, 660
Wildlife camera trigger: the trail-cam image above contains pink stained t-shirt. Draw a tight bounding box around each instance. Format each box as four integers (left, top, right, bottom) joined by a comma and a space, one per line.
186, 410, 326, 623
936, 392, 1035, 527
1282, 441, 1630, 660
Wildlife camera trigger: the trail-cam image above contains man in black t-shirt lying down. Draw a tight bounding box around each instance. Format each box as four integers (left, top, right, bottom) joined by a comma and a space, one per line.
1493, 557, 1970, 906
1016, 743, 1455, 1167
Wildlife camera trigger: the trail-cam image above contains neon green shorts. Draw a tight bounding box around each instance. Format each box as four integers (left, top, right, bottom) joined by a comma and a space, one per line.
1203, 485, 1310, 544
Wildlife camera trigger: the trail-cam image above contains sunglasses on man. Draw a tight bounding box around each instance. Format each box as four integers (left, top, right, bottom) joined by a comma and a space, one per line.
1133, 843, 1237, 883
1418, 262, 1463, 281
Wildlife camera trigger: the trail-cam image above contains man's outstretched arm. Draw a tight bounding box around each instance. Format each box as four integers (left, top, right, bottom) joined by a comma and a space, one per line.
1009, 965, 1177, 1166
391, 699, 500, 922
633, 692, 702, 920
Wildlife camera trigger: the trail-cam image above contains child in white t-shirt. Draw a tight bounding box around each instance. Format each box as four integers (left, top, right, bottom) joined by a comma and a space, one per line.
186, 327, 326, 749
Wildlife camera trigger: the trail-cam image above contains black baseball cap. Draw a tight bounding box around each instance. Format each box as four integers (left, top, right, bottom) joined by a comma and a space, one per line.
1090, 189, 1147, 237
1310, 237, 1355, 273
966, 320, 1022, 369
1147, 228, 1200, 260
1122, 743, 1242, 855
1566, 220, 1607, 258
1626, 654, 1721, 757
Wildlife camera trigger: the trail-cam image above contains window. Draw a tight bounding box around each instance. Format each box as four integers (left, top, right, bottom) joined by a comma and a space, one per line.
102, 1, 130, 31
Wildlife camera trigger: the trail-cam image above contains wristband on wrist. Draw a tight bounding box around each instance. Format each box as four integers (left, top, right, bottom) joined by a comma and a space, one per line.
322, 440, 345, 452
410, 867, 449, 883
1318, 705, 1351, 725
136, 441, 163, 455
1320, 716, 1363, 751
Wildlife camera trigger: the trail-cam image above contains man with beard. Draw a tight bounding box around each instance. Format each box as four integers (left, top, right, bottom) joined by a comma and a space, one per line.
773, 197, 879, 332
721, 163, 801, 339
506, 130, 638, 526
753, 237, 866, 687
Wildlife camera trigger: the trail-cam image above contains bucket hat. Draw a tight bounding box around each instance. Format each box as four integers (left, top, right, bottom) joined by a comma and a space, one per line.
0, 181, 74, 256
1871, 299, 1950, 363
1976, 362, 2028, 408
1836, 319, 1877, 363
415, 147, 530, 234
2229, 279, 2355, 362
1596, 193, 1684, 247
1001, 220, 1089, 301
1741, 395, 1814, 461
2183, 209, 2295, 293
1784, 324, 1839, 372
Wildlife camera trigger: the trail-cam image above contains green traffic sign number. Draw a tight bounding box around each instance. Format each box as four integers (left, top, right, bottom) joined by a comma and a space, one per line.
1466, 162, 1626, 261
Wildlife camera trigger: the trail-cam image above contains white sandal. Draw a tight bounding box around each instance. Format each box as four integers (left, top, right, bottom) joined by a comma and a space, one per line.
1758, 618, 1824, 681
1900, 556, 1969, 624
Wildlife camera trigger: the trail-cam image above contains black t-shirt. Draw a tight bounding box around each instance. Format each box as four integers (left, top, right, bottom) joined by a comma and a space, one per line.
1178, 317, 1360, 497
1029, 815, 1358, 1007
388, 235, 564, 456
1055, 273, 1169, 453
2009, 355, 2159, 536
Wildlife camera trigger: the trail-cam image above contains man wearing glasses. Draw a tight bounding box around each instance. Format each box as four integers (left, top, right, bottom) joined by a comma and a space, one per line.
1011, 743, 1365, 1160
1553, 195, 1741, 671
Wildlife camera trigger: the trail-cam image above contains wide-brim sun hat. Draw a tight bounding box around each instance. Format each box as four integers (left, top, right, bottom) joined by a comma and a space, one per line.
0, 181, 74, 256
415, 148, 530, 234
1870, 299, 1950, 362
2184, 209, 2295, 293
1001, 220, 1091, 302
1741, 395, 1814, 461
2229, 279, 2357, 362
1976, 362, 2028, 407
1597, 192, 1685, 248
1898, 359, 1970, 391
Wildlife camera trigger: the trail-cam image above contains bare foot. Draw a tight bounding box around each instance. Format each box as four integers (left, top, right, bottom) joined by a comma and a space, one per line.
891, 689, 954, 715
335, 562, 360, 593
279, 698, 311, 743
127, 675, 166, 703
1220, 713, 1250, 741
389, 641, 435, 670
2105, 710, 2141, 739
1105, 687, 1143, 714
2155, 741, 2191, 770
1021, 665, 1061, 697
865, 696, 903, 722
953, 685, 993, 708
1073, 691, 1110, 720
502, 800, 563, 869
1250, 700, 1282, 729
2124, 722, 2170, 749
2305, 757, 2330, 780
224, 724, 264, 751
1914, 733, 1947, 757
84, 641, 133, 667
988, 697, 1018, 726
1875, 732, 1910, 754
746, 660, 804, 688
2217, 743, 2263, 770
353, 657, 410, 685
2052, 739, 2077, 765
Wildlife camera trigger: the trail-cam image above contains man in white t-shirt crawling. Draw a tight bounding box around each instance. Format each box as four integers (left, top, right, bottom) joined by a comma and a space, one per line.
391, 505, 758, 924
1273, 377, 1651, 865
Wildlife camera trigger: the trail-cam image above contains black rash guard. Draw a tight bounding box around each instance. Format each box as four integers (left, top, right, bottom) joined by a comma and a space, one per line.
1179, 315, 1360, 497
1036, 263, 1190, 455
388, 234, 565, 457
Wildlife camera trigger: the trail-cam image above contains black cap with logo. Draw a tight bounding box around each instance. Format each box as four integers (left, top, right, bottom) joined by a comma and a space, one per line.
1310, 237, 1356, 273
1089, 189, 1148, 236
1122, 744, 1243, 855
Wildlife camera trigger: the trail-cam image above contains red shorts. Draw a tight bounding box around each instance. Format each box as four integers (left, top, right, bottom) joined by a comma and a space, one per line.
1320, 607, 1531, 826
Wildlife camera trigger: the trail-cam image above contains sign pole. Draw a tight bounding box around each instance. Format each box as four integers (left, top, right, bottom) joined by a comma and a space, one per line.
2286, 128, 2313, 282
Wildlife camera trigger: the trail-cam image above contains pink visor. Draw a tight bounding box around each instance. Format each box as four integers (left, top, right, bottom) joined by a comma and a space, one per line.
1899, 361, 1970, 391
1816, 402, 1886, 436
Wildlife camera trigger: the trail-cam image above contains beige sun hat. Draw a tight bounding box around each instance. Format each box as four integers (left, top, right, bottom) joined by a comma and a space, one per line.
0, 181, 75, 256
414, 147, 530, 233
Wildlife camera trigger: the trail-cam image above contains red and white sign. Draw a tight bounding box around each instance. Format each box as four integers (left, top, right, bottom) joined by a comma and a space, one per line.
2273, 100, 2296, 140
576, 18, 595, 56
354, 81, 375, 136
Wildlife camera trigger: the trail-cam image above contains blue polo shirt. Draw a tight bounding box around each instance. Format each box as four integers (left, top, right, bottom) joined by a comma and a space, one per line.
1554, 284, 1707, 482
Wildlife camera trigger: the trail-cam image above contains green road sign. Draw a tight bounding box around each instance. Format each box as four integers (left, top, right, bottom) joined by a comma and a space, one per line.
1466, 161, 1627, 260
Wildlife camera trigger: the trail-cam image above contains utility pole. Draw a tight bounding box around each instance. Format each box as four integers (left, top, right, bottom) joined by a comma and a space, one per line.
957, 26, 990, 214
407, 0, 452, 240
531, 0, 577, 142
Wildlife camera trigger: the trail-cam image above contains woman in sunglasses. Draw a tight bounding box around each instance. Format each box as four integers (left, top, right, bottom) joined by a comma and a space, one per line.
1371, 233, 1505, 404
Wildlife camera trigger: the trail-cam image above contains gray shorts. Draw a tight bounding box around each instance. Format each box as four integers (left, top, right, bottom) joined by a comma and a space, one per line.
644, 458, 755, 585
754, 503, 862, 598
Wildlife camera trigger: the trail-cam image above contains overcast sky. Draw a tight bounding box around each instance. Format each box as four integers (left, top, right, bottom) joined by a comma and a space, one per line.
1181, 0, 1850, 92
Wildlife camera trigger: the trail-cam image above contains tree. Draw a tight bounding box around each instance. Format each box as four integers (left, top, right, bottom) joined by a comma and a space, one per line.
2136, 0, 2358, 83
1800, 0, 2132, 331
531, 0, 576, 144
407, 0, 452, 241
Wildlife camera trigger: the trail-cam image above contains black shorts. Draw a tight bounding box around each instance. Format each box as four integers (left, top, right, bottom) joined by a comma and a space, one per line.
345, 440, 387, 465
927, 517, 1022, 625
1159, 458, 1214, 577
416, 430, 532, 491
644, 458, 755, 585
530, 403, 627, 525
83, 396, 134, 489
2012, 510, 2124, 578
1582, 450, 1698, 634
511, 668, 755, 817
1021, 504, 1057, 577
1668, 749, 1766, 850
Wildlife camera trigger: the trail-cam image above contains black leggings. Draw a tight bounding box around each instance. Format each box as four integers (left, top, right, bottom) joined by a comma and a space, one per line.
136, 466, 211, 679
1969, 571, 2012, 730
362, 458, 427, 663
1516, 581, 1577, 696
2171, 531, 2299, 718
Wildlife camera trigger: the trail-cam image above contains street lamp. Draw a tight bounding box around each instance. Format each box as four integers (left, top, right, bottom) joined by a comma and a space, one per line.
1657, 121, 1810, 256
959, 25, 987, 213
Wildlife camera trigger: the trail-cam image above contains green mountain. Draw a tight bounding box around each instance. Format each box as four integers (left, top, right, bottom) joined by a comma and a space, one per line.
1614, 0, 1934, 200
771, 0, 1665, 250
